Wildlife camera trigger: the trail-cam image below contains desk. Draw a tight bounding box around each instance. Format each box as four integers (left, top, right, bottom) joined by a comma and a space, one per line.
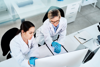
0, 45, 53, 67
0, 58, 21, 67
10, 0, 82, 23
0, 0, 7, 12
0, 45, 67, 67
81, 0, 97, 7
0, 23, 100, 66
62, 23, 100, 52
78, 0, 97, 12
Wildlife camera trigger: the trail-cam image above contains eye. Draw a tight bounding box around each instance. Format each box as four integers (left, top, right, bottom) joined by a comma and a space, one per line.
57, 20, 60, 22
51, 21, 53, 23
30, 32, 32, 34
30, 32, 34, 34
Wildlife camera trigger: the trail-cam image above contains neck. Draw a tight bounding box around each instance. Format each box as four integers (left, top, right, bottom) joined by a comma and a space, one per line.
21, 33, 28, 42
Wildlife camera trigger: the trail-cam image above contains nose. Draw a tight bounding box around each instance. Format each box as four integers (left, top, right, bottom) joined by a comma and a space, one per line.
32, 33, 34, 36
31, 33, 33, 37
54, 23, 58, 27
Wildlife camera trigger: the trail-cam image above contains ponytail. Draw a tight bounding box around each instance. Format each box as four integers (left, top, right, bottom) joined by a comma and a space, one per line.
16, 21, 35, 35
16, 29, 21, 35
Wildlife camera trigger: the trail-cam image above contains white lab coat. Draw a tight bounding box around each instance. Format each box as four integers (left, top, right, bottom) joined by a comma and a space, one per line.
10, 33, 39, 67
36, 17, 67, 46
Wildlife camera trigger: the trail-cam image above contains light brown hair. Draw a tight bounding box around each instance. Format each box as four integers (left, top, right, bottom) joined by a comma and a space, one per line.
48, 9, 61, 19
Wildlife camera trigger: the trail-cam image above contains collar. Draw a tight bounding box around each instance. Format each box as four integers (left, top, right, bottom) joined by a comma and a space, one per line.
52, 24, 59, 28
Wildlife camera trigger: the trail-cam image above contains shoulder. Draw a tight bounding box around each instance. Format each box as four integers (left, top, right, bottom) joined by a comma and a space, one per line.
10, 33, 21, 47
60, 17, 67, 24
43, 19, 50, 25
40, 19, 50, 30
60, 17, 67, 27
10, 34, 19, 42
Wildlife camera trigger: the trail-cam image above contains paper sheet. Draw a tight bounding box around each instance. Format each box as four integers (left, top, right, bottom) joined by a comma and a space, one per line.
46, 44, 68, 55
38, 45, 53, 58
74, 31, 92, 44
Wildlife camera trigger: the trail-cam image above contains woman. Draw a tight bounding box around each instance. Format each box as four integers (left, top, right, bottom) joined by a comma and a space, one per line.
10, 21, 39, 67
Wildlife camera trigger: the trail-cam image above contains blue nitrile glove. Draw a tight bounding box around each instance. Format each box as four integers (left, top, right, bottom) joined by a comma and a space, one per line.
52, 41, 61, 53
29, 57, 38, 66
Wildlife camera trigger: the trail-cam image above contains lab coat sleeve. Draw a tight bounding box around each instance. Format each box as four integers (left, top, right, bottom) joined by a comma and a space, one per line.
57, 19, 67, 45
28, 37, 40, 58
42, 22, 53, 46
10, 40, 30, 67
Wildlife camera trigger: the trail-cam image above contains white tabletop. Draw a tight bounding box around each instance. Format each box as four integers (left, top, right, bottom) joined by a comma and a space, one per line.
80, 23, 100, 51
0, 58, 21, 67
63, 23, 100, 52
0, 45, 53, 67
11, 0, 82, 19
0, 23, 100, 67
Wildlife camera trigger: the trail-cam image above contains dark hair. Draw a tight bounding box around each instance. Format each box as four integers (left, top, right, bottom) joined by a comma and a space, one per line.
16, 21, 35, 35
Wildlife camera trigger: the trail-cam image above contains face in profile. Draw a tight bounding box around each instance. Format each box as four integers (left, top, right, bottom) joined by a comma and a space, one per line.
50, 16, 60, 27
22, 27, 35, 40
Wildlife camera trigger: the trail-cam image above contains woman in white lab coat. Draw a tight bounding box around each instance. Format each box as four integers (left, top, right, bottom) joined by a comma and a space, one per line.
10, 21, 39, 67
36, 9, 67, 53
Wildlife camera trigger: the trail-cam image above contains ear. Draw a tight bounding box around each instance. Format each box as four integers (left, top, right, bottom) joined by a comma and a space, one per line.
21, 30, 24, 34
59, 15, 61, 19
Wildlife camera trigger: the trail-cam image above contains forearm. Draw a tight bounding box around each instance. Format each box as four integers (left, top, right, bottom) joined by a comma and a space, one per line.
57, 31, 66, 45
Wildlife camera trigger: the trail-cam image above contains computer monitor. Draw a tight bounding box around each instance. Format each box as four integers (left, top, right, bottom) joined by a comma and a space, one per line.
35, 49, 88, 67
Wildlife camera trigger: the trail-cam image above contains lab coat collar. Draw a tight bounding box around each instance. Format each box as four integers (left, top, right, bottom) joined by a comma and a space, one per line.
56, 20, 61, 33
49, 19, 61, 34
18, 33, 32, 49
49, 22, 55, 34
17, 33, 29, 54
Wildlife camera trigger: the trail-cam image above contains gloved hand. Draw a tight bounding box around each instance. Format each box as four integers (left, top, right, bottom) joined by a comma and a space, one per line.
52, 41, 61, 53
29, 57, 38, 66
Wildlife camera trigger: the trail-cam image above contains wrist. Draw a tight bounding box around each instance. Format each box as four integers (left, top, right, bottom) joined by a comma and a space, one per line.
28, 60, 30, 65
51, 41, 54, 46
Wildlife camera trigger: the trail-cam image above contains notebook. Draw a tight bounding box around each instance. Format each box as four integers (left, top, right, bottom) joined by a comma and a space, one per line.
74, 31, 93, 44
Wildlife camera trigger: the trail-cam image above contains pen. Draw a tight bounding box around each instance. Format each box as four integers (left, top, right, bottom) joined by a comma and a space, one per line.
79, 37, 86, 40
